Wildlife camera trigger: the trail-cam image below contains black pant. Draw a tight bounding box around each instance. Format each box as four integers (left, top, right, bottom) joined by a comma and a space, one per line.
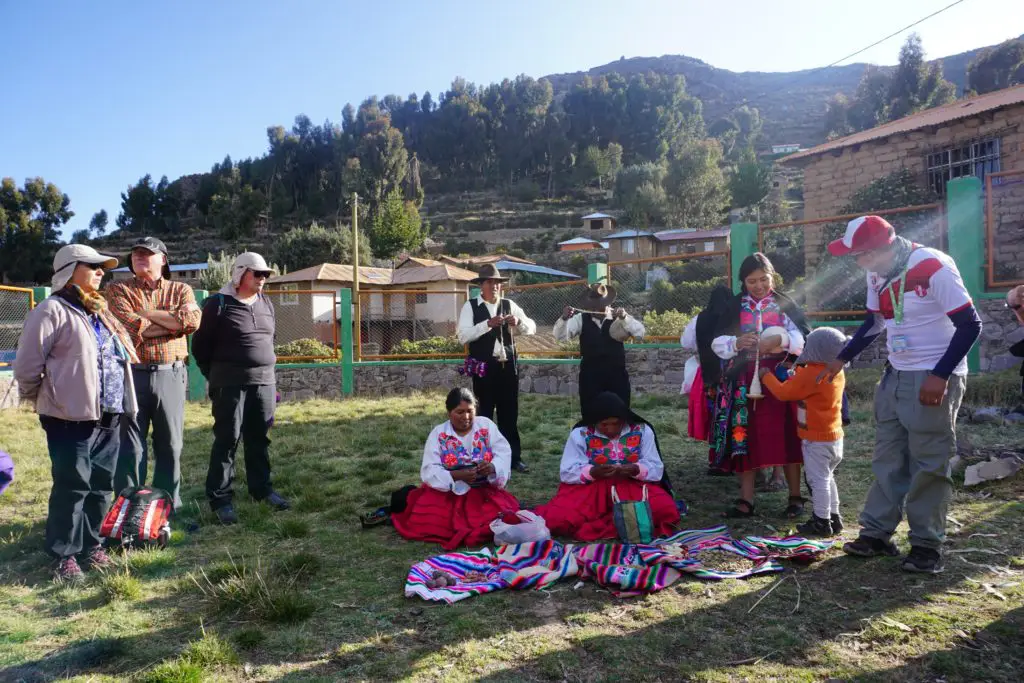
205, 384, 275, 510
116, 365, 186, 509
579, 361, 630, 418
472, 360, 523, 466
40, 414, 120, 559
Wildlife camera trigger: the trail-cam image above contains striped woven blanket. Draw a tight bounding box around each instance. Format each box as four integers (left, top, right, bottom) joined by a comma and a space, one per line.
404, 526, 833, 603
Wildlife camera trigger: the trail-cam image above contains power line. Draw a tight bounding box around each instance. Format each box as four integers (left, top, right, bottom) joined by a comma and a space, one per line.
736, 0, 969, 111
820, 0, 968, 70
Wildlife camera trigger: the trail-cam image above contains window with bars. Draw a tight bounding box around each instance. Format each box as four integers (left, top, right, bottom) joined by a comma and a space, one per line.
926, 137, 1001, 196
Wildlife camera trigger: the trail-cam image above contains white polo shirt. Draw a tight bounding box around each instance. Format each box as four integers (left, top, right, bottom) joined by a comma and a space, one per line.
866, 247, 972, 376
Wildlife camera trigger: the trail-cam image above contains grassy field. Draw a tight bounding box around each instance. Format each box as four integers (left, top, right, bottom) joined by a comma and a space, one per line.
1, 372, 1022, 682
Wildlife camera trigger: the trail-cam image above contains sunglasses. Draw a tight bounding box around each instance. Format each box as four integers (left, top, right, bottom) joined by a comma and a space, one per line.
1009, 301, 1022, 311
252, 271, 271, 279
79, 262, 105, 272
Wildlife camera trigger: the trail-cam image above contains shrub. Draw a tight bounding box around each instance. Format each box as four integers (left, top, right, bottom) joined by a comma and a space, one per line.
274, 338, 337, 362
99, 568, 143, 603
643, 309, 696, 338
192, 556, 316, 624
391, 336, 463, 355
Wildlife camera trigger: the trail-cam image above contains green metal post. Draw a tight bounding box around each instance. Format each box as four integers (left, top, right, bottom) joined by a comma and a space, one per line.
32, 286, 51, 305
587, 262, 608, 285
339, 288, 353, 395
187, 289, 208, 401
729, 223, 758, 294
945, 176, 984, 372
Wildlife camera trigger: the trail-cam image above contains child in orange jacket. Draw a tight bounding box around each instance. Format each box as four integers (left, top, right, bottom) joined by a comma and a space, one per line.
760, 327, 848, 537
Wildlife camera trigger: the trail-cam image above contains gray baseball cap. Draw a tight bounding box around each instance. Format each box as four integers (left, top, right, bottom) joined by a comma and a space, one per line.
129, 236, 171, 278
51, 244, 119, 289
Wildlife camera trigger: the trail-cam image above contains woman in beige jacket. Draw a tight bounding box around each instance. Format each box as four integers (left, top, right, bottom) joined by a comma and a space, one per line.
14, 244, 138, 583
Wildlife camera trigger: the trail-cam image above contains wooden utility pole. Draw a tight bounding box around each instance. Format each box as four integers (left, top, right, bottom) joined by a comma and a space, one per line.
352, 193, 361, 361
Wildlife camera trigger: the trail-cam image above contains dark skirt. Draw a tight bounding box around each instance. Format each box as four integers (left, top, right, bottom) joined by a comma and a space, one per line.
709, 355, 802, 473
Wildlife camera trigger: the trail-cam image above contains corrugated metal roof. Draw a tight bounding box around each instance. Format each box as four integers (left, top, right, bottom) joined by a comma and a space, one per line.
558, 237, 602, 245
439, 254, 536, 266
266, 261, 478, 286
112, 262, 209, 273
497, 261, 580, 279
654, 227, 731, 242
582, 212, 614, 220
391, 263, 478, 284
781, 84, 1024, 164
266, 263, 392, 285
604, 229, 653, 239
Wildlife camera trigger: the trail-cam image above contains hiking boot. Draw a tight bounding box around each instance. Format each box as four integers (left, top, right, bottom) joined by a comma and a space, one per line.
830, 513, 845, 534
513, 462, 530, 474
81, 547, 114, 570
842, 535, 899, 558
215, 505, 238, 525
901, 546, 944, 574
53, 556, 84, 584
264, 490, 291, 511
796, 515, 834, 538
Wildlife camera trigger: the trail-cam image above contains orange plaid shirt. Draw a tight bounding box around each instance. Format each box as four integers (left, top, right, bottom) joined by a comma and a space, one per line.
105, 277, 202, 364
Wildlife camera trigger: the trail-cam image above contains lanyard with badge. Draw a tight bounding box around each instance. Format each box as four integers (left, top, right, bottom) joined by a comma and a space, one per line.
887, 265, 910, 353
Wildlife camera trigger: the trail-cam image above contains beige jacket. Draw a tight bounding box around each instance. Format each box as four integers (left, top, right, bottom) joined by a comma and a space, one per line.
14, 296, 138, 421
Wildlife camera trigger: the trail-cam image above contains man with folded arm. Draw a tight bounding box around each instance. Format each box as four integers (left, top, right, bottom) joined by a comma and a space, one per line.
106, 237, 201, 511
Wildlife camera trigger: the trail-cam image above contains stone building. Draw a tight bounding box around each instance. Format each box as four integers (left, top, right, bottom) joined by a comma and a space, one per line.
780, 84, 1024, 270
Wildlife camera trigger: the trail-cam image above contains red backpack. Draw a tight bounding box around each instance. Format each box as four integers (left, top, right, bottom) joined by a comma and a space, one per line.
101, 487, 173, 549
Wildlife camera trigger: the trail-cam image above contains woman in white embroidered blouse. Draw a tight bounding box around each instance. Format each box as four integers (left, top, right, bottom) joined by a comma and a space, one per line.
535, 392, 680, 541
391, 388, 521, 550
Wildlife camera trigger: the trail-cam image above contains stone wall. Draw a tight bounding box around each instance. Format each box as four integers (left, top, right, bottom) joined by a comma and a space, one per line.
978, 298, 1024, 371
795, 106, 1024, 269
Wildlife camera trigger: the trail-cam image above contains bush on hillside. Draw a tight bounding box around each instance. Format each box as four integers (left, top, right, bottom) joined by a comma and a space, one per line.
391, 336, 463, 355
643, 308, 697, 338
274, 338, 337, 362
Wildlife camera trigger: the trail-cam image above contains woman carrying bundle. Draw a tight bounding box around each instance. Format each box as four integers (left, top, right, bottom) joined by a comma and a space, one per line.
708, 253, 810, 519
391, 388, 520, 549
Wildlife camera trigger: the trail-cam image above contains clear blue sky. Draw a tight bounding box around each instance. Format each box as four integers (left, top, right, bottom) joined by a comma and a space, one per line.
1, 0, 1019, 238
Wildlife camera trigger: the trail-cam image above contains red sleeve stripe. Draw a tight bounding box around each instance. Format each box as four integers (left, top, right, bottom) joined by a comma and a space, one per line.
947, 301, 973, 316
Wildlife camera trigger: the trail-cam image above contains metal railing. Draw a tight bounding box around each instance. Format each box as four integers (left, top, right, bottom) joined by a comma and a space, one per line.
985, 169, 1024, 289
355, 288, 469, 360
606, 251, 731, 342
0, 286, 35, 368
263, 289, 340, 363
759, 203, 946, 316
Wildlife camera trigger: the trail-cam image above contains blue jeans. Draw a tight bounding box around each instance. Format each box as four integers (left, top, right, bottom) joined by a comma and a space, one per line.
40, 414, 121, 559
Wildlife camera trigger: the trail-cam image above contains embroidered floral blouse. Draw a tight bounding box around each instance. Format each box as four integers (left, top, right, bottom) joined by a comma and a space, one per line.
421, 416, 512, 495
559, 422, 664, 485
711, 292, 805, 360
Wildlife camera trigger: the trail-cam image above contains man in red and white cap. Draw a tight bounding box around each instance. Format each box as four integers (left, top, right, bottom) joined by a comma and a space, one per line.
818, 215, 981, 574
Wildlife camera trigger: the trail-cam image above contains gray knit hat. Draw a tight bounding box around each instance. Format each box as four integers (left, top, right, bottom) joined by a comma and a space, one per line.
799, 327, 848, 364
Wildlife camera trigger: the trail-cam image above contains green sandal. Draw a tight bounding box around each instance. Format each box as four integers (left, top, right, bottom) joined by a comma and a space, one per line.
722, 499, 755, 518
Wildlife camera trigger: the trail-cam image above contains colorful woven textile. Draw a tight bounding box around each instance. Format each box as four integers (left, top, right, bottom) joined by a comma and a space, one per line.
405, 548, 503, 604
495, 541, 578, 590
404, 527, 832, 603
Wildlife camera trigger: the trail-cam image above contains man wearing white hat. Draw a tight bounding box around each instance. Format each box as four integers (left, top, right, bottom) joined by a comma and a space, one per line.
14, 244, 139, 581
818, 215, 982, 574
191, 252, 290, 525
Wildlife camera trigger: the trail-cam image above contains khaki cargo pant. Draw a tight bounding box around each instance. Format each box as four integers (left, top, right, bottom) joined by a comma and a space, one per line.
859, 367, 966, 551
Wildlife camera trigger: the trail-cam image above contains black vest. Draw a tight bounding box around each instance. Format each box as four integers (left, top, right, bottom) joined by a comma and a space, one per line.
579, 314, 626, 366
468, 298, 515, 362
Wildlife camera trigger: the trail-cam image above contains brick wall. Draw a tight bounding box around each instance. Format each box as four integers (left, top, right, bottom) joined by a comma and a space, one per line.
798, 106, 1024, 269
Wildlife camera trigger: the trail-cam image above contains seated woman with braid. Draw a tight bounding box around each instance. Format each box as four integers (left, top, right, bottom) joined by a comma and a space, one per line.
535, 392, 680, 541
391, 388, 520, 550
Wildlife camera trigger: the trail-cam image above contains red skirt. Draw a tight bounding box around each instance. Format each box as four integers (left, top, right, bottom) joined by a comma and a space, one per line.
391, 484, 520, 550
534, 478, 680, 542
711, 356, 803, 474
687, 365, 711, 442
